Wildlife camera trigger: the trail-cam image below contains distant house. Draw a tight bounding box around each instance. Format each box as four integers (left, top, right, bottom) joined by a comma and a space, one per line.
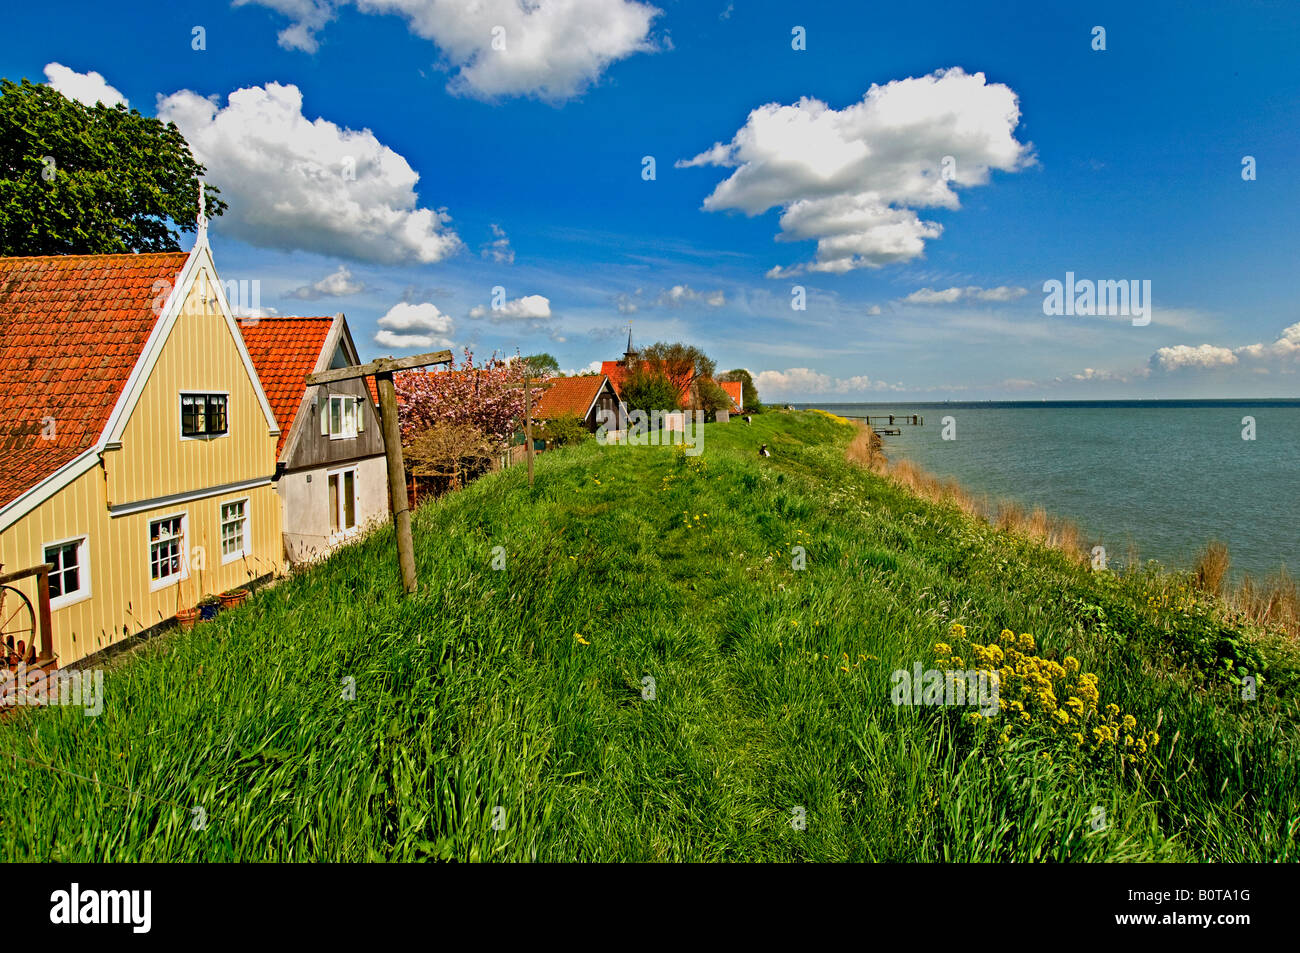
239, 315, 388, 564
534, 374, 622, 433
719, 381, 743, 413
0, 235, 283, 666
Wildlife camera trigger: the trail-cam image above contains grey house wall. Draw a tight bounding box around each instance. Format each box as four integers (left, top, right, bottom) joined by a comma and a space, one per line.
285, 377, 387, 471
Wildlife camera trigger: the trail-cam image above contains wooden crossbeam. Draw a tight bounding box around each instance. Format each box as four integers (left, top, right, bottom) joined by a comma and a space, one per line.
305, 349, 452, 386
305, 349, 452, 594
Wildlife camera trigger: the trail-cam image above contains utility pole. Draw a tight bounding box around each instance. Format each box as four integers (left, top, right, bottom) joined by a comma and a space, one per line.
524, 372, 534, 487
305, 349, 452, 594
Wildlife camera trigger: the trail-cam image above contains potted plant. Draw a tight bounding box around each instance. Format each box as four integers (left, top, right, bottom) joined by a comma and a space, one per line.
175, 605, 201, 630
220, 587, 249, 608
198, 593, 221, 620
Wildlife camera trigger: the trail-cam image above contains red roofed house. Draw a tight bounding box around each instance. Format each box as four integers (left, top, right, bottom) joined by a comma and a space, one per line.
0, 225, 284, 666
719, 381, 743, 414
534, 374, 622, 433
239, 314, 388, 563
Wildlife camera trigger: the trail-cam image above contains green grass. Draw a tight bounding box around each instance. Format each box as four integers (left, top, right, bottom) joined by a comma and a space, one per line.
2, 411, 1297, 861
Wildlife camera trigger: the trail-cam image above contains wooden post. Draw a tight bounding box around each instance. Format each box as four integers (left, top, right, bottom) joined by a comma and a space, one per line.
34, 564, 52, 661
524, 374, 534, 487
305, 348, 451, 596
375, 370, 417, 593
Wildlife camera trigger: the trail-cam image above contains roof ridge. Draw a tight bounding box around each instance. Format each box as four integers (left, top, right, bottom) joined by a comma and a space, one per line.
0, 251, 190, 263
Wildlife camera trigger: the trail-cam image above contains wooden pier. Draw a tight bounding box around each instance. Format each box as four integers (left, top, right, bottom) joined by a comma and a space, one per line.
836, 414, 923, 436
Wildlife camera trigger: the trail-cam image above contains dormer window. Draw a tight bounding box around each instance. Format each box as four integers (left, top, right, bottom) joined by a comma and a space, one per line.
181, 393, 228, 438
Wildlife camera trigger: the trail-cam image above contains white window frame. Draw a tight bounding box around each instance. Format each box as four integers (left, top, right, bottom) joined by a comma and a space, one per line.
327, 394, 360, 440
326, 466, 360, 538
219, 496, 251, 565
179, 391, 231, 442
148, 511, 189, 592
42, 535, 91, 610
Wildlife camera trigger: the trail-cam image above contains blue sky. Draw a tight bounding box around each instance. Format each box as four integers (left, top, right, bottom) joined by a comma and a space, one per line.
6, 0, 1299, 400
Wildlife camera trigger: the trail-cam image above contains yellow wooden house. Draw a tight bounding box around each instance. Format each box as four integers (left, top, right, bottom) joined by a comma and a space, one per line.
0, 225, 282, 667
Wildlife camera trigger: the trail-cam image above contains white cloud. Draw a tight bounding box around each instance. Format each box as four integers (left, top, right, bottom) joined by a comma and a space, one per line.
156, 82, 461, 265
375, 301, 454, 350
480, 224, 515, 264
288, 264, 365, 298
653, 285, 726, 308
1150, 322, 1300, 372
900, 285, 1028, 304
615, 285, 724, 311
866, 304, 882, 316
239, 0, 662, 101
755, 367, 903, 397
679, 67, 1033, 275
561, 360, 603, 376
469, 294, 552, 320
43, 62, 128, 108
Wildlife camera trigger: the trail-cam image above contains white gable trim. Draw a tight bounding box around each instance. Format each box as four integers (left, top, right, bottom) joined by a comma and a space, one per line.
103, 242, 279, 444
2, 238, 280, 533
0, 448, 101, 532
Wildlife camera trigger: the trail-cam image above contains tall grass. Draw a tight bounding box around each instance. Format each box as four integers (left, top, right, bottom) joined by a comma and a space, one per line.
0, 412, 1295, 861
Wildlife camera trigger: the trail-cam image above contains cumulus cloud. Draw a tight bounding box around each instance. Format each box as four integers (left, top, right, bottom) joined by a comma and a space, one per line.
156, 82, 461, 265
287, 265, 365, 299
374, 301, 454, 350
238, 0, 661, 101
1150, 323, 1300, 373
755, 367, 903, 397
469, 294, 552, 320
480, 224, 514, 264
679, 67, 1033, 275
43, 62, 128, 108
866, 304, 883, 316
900, 285, 1028, 305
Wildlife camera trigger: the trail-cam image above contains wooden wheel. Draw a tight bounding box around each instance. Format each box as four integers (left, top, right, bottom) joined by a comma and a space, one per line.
0, 584, 37, 667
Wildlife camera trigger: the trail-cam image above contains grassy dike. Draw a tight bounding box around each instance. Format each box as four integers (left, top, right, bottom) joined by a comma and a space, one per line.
2, 411, 1296, 861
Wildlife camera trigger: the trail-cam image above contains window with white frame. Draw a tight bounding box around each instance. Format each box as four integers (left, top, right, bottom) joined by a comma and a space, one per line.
324, 394, 364, 440
327, 468, 357, 535
149, 514, 187, 586
220, 499, 249, 562
43, 536, 90, 607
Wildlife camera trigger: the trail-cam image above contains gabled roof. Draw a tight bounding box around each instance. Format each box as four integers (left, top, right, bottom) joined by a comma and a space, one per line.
599, 360, 629, 398
238, 317, 336, 455
535, 374, 613, 420
720, 380, 743, 412
0, 252, 189, 508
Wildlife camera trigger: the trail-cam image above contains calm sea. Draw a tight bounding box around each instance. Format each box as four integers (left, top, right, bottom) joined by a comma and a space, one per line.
799, 400, 1300, 581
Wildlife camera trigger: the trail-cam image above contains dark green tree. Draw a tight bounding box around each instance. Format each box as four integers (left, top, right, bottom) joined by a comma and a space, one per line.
637, 341, 716, 398
522, 352, 560, 376
621, 367, 682, 416
0, 78, 225, 256
696, 378, 734, 416
719, 368, 762, 413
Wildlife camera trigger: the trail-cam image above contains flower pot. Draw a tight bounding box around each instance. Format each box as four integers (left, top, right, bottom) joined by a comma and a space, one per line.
175, 607, 201, 631
199, 602, 220, 620
219, 588, 249, 609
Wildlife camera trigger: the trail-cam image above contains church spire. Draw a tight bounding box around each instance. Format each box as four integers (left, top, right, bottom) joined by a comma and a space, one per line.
623, 322, 636, 363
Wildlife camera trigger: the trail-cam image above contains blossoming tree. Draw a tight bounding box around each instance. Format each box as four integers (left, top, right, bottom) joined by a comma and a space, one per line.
393, 349, 546, 450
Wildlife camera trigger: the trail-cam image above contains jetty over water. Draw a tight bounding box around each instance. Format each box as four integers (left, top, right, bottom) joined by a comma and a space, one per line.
835, 414, 923, 436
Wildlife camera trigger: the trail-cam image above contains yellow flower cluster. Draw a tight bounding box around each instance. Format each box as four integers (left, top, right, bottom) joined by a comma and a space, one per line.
681, 510, 710, 530
936, 623, 1159, 768
809, 408, 851, 426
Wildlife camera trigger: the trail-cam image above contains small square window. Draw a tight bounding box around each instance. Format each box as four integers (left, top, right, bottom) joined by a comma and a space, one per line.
181, 394, 228, 438
149, 515, 186, 586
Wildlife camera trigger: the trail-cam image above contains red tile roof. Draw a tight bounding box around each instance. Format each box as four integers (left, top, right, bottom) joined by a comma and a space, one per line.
535, 375, 609, 420
600, 360, 629, 398
238, 317, 335, 456
0, 252, 189, 508
720, 380, 743, 412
